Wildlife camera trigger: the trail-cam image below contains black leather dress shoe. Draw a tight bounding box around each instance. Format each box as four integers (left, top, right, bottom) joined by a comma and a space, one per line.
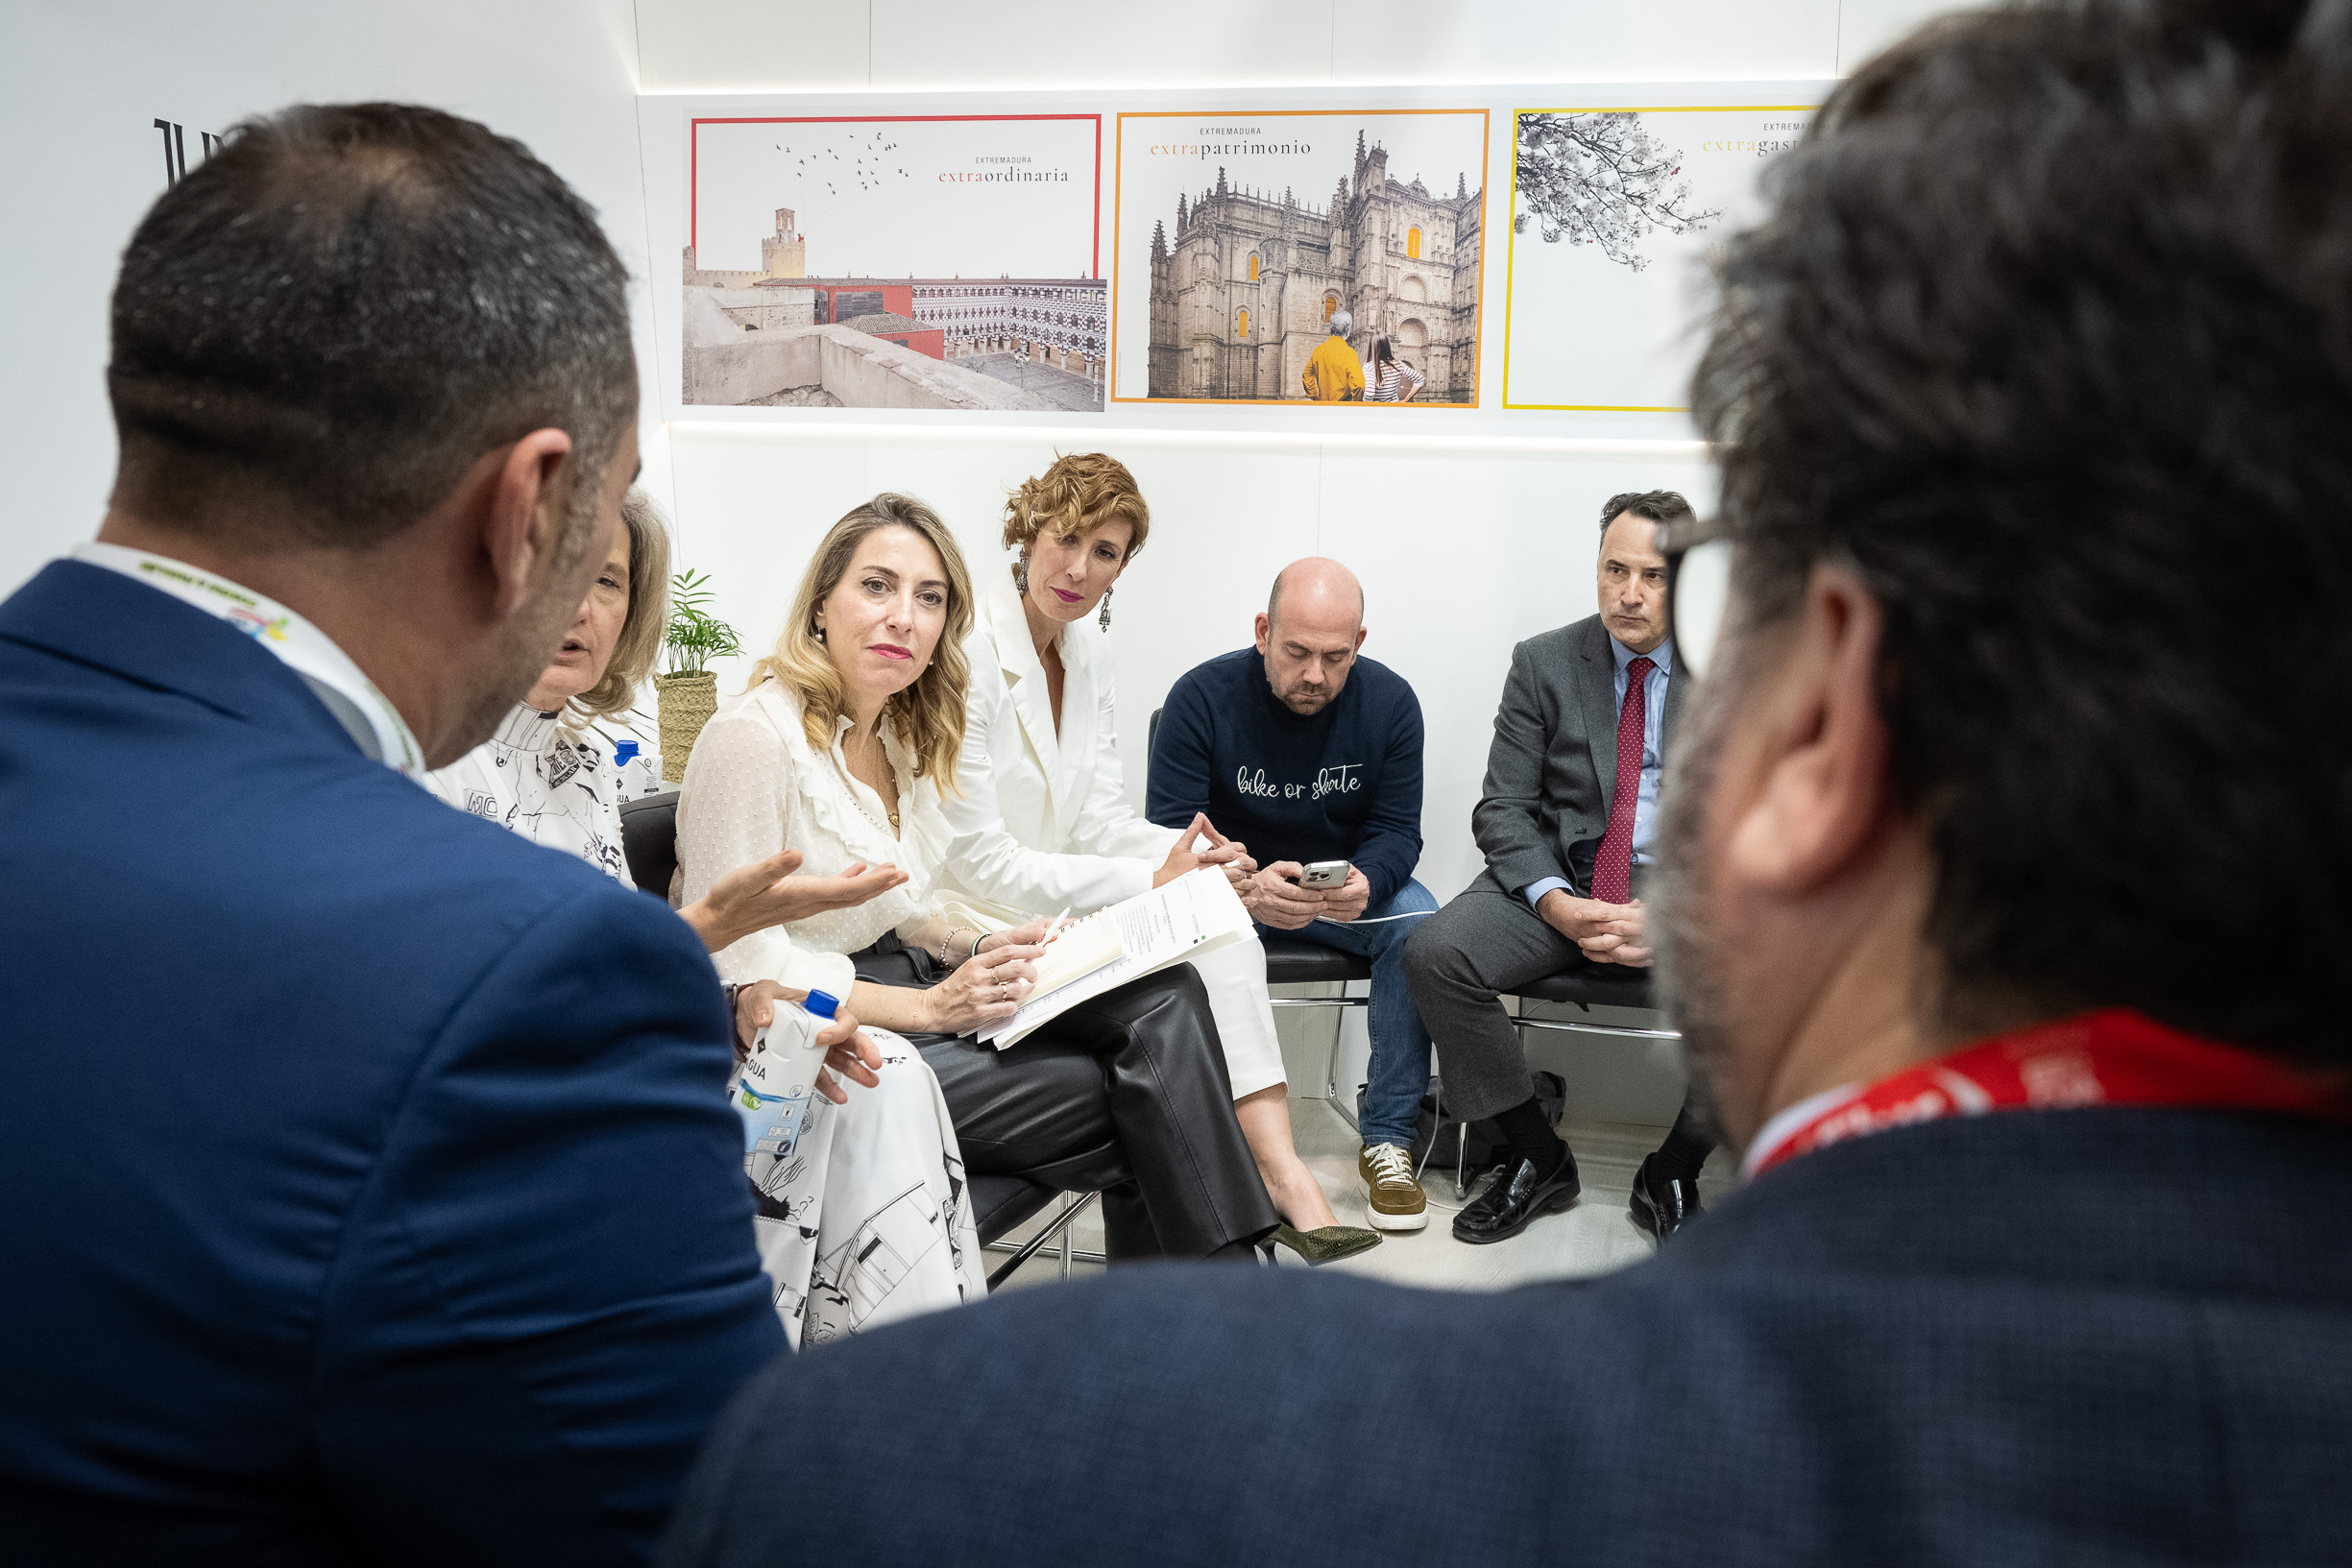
1628, 1154, 1704, 1242
1451, 1146, 1580, 1244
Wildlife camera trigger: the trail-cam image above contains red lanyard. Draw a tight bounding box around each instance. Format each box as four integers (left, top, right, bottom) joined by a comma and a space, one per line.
1748, 1008, 2351, 1178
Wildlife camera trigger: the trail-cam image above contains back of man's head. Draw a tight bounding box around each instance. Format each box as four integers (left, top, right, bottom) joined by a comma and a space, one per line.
1693, 0, 2352, 1065
107, 103, 636, 549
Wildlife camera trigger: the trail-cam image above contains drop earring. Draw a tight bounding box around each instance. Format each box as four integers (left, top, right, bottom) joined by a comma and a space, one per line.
1012, 554, 1030, 592
1098, 585, 1114, 630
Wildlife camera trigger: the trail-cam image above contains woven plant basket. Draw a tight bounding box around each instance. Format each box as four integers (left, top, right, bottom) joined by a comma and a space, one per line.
656, 671, 719, 782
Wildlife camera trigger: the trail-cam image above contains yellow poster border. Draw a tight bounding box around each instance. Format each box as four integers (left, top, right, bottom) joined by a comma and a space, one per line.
1502, 104, 1820, 413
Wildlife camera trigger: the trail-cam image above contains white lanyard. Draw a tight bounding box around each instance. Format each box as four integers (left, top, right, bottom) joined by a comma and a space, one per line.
72, 542, 423, 776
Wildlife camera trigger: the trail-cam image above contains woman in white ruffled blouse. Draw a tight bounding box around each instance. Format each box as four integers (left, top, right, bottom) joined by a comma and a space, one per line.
429, 491, 983, 1345
677, 493, 1278, 1263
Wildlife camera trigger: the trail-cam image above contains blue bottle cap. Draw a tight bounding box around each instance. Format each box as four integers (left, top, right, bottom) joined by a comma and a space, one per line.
803, 989, 841, 1020
613, 739, 640, 766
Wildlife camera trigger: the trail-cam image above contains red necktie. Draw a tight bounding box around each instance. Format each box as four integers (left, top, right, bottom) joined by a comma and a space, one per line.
1589, 655, 1653, 905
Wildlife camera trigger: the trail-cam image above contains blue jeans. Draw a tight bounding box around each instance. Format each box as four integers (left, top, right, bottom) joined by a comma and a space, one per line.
1258, 879, 1440, 1150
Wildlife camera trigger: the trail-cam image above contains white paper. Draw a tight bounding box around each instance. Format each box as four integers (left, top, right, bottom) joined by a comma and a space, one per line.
978, 868, 1253, 1049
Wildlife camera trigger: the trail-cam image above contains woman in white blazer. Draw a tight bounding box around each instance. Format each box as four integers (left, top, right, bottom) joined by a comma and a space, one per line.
934, 454, 1376, 1264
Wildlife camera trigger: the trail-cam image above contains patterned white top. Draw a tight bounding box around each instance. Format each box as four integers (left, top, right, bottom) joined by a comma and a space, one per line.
424, 705, 629, 883
677, 680, 951, 1001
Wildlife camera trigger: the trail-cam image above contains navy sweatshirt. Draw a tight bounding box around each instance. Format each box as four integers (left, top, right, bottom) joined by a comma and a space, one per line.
1147, 647, 1424, 907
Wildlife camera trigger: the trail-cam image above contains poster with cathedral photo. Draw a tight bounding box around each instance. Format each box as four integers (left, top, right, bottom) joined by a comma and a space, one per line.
1111, 109, 1489, 407
681, 112, 1105, 414
1501, 101, 1821, 411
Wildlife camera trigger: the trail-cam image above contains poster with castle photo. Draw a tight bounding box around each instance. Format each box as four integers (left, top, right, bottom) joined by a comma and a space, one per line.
1502, 101, 1820, 411
681, 113, 1105, 413
1112, 109, 1489, 407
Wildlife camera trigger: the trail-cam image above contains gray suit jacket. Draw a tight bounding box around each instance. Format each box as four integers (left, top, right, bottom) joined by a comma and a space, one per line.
1470, 614, 1684, 901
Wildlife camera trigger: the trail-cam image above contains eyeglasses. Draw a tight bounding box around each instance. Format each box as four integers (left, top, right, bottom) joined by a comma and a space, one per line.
1662, 521, 1734, 683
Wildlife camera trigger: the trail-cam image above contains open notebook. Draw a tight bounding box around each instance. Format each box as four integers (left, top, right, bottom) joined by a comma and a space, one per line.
977, 867, 1255, 1049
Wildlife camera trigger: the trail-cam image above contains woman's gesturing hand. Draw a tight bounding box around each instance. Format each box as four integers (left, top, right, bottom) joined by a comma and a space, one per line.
920, 942, 1043, 1034
1153, 812, 1259, 892
683, 854, 910, 953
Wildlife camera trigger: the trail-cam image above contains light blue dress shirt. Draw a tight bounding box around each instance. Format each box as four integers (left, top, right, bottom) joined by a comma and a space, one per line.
1524, 636, 1673, 908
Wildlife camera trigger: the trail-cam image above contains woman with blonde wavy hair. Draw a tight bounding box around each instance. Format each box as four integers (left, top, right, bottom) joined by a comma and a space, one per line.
432, 490, 944, 1344
933, 452, 1378, 1265
678, 492, 1277, 1267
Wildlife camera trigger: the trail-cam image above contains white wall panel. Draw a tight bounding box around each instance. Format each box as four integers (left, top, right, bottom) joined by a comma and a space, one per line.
0, 0, 651, 595
634, 0, 874, 92
664, 422, 1710, 897
870, 0, 1335, 91
1331, 0, 1841, 84
1836, 0, 1984, 71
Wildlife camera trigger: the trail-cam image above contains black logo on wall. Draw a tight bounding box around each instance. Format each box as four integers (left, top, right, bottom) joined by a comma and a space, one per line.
154, 120, 224, 188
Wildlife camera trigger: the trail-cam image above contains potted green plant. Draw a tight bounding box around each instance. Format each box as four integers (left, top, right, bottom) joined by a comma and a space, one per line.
657, 568, 743, 780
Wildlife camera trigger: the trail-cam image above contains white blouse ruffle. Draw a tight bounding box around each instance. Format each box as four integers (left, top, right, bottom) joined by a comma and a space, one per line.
676, 680, 950, 1000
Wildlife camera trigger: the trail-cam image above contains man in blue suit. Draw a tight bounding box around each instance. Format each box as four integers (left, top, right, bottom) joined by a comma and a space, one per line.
0, 107, 786, 1561
659, 4, 2352, 1563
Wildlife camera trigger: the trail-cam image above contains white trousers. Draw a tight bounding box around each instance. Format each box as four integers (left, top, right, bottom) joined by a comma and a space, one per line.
1189, 931, 1287, 1099
744, 1035, 985, 1349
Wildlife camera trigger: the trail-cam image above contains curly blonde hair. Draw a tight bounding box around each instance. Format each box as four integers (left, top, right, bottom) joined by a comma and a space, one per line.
1001, 451, 1151, 561
573, 487, 672, 720
747, 493, 974, 789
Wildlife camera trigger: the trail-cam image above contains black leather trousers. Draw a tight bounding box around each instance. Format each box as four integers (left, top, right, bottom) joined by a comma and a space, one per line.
848, 940, 1278, 1260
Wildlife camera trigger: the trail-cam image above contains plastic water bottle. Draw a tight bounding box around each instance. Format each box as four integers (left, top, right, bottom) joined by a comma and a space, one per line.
731, 989, 842, 1162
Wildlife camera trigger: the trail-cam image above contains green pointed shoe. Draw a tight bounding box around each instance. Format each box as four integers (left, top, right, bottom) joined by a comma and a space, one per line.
1271, 1222, 1383, 1266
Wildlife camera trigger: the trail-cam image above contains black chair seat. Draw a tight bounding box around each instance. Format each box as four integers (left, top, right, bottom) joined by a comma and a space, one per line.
618, 790, 680, 899
969, 1174, 1058, 1243
620, 790, 1068, 1258
1514, 965, 1658, 1010
1262, 936, 1371, 987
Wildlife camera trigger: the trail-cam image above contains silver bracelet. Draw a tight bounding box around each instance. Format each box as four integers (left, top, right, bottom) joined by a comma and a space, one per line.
939, 927, 973, 967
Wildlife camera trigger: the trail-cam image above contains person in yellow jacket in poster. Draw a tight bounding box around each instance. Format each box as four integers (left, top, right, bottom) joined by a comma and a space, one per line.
1301, 311, 1364, 401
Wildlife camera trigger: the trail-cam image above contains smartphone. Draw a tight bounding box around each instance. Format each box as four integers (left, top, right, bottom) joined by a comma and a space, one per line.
1298, 859, 1352, 890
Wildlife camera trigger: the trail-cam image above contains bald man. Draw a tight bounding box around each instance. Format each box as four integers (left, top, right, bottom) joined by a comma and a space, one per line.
1147, 559, 1439, 1232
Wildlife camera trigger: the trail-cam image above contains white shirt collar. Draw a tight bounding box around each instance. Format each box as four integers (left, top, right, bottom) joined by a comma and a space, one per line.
1739, 1080, 1864, 1179
72, 542, 424, 776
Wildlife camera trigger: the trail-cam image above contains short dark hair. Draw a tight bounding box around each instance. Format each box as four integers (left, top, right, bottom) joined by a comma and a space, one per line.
1598, 490, 1693, 550
1692, 0, 2352, 1064
107, 103, 636, 547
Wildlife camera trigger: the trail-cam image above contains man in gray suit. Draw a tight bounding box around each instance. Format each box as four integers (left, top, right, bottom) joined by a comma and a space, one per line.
1405, 491, 1713, 1244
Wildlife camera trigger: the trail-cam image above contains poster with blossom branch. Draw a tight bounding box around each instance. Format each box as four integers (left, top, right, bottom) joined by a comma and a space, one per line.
1502, 102, 1820, 412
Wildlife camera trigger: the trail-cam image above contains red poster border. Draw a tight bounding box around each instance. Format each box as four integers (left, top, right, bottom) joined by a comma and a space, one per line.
690, 113, 1103, 278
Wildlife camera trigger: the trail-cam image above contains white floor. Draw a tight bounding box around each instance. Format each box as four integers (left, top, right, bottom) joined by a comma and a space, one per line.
990, 1094, 1738, 1292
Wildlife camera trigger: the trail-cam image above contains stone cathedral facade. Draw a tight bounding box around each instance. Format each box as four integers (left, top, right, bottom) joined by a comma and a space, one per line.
1147, 137, 1481, 401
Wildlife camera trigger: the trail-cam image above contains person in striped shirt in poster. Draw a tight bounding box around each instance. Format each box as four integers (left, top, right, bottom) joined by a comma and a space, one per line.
1362, 336, 1425, 402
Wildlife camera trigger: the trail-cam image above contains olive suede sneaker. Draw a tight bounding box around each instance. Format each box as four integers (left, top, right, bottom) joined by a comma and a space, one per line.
1358, 1143, 1429, 1232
